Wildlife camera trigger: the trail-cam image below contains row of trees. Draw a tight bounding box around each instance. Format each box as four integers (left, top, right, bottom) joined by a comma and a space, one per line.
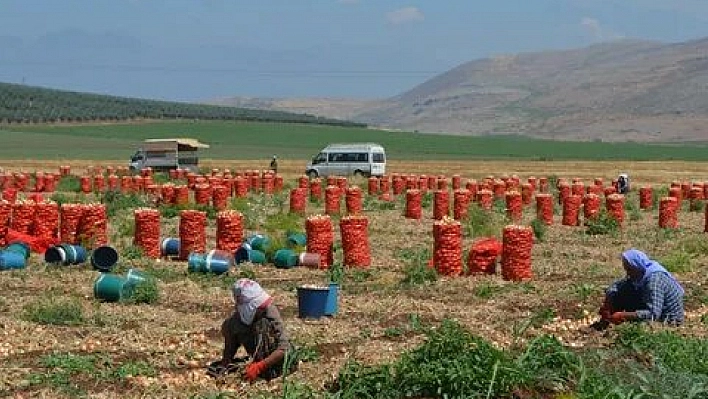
0, 82, 366, 127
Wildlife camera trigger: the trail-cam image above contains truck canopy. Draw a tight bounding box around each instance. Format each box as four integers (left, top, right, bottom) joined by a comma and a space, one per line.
143, 138, 210, 152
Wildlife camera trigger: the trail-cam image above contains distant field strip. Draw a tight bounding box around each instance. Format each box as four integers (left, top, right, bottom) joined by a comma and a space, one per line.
2, 121, 708, 160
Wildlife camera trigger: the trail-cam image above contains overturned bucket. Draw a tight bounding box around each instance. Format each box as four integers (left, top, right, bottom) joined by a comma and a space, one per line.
5, 241, 31, 260
246, 234, 271, 252
44, 245, 67, 265
91, 246, 119, 272
93, 273, 129, 302
60, 244, 87, 265
188, 251, 232, 274
124, 268, 149, 293
286, 232, 307, 248
234, 246, 266, 265
0, 250, 26, 270
161, 237, 180, 257
274, 248, 298, 269
298, 252, 321, 268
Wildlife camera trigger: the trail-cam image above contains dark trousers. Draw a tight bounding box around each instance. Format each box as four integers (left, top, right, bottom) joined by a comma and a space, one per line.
609, 280, 644, 312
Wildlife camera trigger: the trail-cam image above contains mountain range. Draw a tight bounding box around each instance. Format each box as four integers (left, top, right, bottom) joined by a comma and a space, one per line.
211, 38, 708, 142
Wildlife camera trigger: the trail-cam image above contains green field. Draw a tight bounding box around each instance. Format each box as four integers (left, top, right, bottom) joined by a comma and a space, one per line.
2, 120, 708, 160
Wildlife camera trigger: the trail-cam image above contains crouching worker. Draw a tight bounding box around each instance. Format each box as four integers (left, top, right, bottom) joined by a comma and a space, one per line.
216, 278, 295, 382
593, 249, 684, 330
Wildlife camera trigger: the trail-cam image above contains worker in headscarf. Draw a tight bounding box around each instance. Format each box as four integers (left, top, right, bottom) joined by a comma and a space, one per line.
270, 155, 278, 174
593, 249, 684, 330
216, 278, 294, 381
617, 173, 630, 194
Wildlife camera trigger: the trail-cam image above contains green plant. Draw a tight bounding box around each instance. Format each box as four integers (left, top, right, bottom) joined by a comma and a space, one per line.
690, 200, 705, 213
263, 212, 303, 236
399, 248, 436, 287
121, 245, 144, 260
101, 190, 148, 217
327, 263, 345, 285
570, 282, 597, 303
113, 360, 157, 379
23, 297, 85, 326
660, 250, 694, 273
238, 266, 257, 280
420, 191, 433, 209
56, 175, 81, 193
465, 203, 501, 238
124, 278, 160, 304
473, 282, 504, 299
585, 209, 619, 236
530, 218, 546, 242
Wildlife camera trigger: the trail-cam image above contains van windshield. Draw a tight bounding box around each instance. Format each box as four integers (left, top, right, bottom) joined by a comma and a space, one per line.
312, 153, 326, 164
372, 152, 385, 163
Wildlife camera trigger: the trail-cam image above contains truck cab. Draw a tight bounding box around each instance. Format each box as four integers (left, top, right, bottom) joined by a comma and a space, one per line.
129, 138, 209, 174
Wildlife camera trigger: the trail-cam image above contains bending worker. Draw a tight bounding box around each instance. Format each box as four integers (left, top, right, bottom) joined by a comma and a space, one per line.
219, 278, 294, 381
595, 248, 684, 329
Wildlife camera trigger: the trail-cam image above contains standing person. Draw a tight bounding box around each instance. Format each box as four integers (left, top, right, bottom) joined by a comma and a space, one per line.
215, 278, 294, 381
593, 249, 684, 330
617, 173, 630, 194
270, 155, 278, 174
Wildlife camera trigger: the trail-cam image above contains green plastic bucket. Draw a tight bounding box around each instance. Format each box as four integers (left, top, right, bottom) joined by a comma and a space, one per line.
124, 268, 148, 291
234, 246, 266, 265
93, 273, 129, 302
247, 234, 271, 252
286, 232, 307, 248
273, 248, 299, 269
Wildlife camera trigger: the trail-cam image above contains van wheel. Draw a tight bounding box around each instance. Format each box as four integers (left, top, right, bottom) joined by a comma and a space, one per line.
353, 170, 366, 178
307, 170, 318, 179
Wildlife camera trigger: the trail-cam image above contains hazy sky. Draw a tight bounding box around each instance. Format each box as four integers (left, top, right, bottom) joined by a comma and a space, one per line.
1, 0, 708, 101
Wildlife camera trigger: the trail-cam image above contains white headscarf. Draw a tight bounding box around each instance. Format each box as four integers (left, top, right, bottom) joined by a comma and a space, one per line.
232, 279, 272, 325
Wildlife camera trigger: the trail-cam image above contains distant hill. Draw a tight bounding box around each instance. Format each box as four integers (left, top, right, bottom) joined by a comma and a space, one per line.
0, 82, 365, 128
213, 38, 708, 142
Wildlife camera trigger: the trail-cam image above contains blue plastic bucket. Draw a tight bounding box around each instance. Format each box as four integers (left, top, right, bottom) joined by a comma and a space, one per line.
60, 244, 87, 265
0, 250, 26, 270
274, 249, 298, 269
6, 242, 31, 259
286, 232, 307, 248
91, 246, 119, 272
204, 250, 232, 274
296, 286, 330, 319
234, 246, 266, 265
44, 245, 67, 264
161, 238, 180, 257
325, 283, 339, 316
246, 234, 271, 252
93, 273, 129, 302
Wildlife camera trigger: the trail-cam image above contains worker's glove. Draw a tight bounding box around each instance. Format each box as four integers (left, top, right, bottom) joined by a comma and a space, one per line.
244, 361, 267, 382
599, 302, 613, 320
609, 312, 628, 325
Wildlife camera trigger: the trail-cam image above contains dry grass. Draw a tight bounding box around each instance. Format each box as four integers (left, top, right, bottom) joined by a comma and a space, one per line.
1, 160, 708, 398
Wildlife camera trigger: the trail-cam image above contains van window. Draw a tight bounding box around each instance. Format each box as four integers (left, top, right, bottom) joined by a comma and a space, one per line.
329, 152, 347, 162
352, 153, 368, 162
372, 152, 385, 163
313, 153, 326, 164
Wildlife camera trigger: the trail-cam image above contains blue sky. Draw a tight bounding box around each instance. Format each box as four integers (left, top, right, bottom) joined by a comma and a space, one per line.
1, 0, 708, 101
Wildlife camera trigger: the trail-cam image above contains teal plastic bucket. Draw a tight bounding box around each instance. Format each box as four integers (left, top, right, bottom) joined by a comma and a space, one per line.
286, 232, 307, 248
161, 238, 180, 257
187, 252, 207, 272
6, 241, 30, 259
60, 244, 87, 265
125, 268, 148, 289
234, 246, 266, 265
93, 273, 129, 302
325, 283, 339, 316
0, 250, 26, 270
246, 234, 271, 252
274, 249, 298, 269
296, 286, 329, 319
44, 245, 67, 264
91, 246, 119, 272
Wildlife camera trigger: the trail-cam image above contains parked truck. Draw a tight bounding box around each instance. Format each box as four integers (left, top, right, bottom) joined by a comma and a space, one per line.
129, 138, 209, 174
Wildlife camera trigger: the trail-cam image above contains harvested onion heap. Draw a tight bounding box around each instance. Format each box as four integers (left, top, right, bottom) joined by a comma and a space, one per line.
405, 189, 422, 220
33, 201, 59, 242
60, 203, 85, 244
453, 189, 471, 220
179, 210, 207, 260
11, 200, 35, 235
433, 216, 463, 276
0, 200, 11, 246
78, 203, 108, 248
339, 214, 371, 268
306, 214, 334, 269
216, 210, 244, 252
433, 190, 449, 220
290, 188, 307, 215
325, 185, 341, 215
134, 208, 161, 258
501, 224, 533, 281
466, 237, 502, 275
345, 186, 363, 215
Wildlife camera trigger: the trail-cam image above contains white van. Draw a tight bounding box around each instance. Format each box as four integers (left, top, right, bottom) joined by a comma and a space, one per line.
306, 143, 386, 178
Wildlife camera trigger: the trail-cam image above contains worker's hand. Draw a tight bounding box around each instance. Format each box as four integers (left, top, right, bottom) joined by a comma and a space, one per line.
610, 312, 628, 325
599, 302, 613, 320
244, 361, 267, 382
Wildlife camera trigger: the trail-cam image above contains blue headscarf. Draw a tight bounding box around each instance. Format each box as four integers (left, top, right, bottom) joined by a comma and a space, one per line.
622, 249, 684, 295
